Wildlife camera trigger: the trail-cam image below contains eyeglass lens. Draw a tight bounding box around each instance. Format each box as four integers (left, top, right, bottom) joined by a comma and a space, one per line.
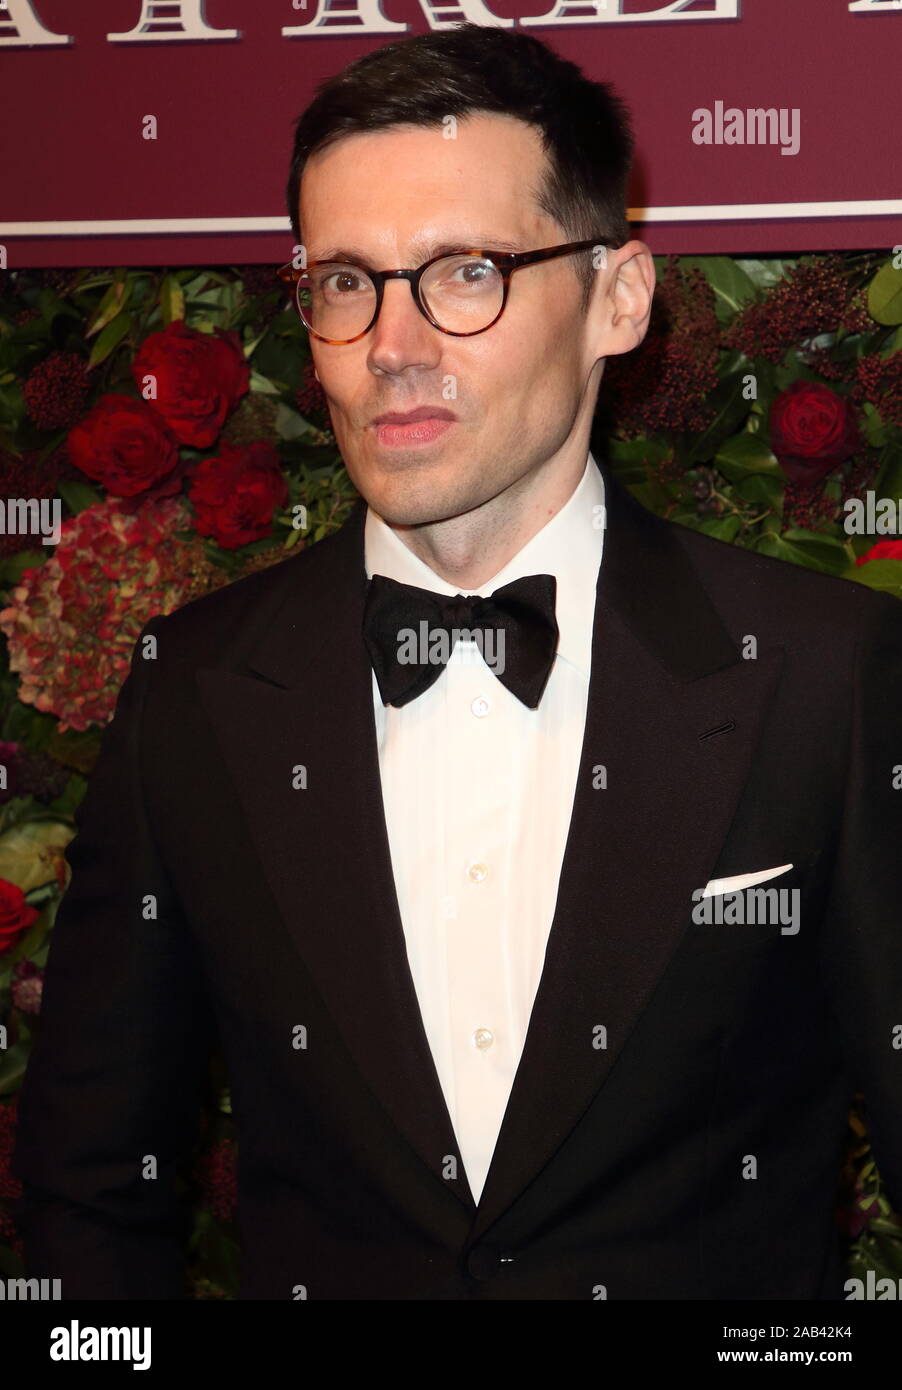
295, 255, 505, 338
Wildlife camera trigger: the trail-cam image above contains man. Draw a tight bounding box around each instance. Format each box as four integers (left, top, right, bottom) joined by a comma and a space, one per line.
13, 24, 902, 1300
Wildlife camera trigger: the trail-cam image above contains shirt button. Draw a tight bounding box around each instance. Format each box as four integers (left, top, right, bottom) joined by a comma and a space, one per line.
473, 1028, 494, 1050
466, 861, 488, 883
470, 696, 490, 718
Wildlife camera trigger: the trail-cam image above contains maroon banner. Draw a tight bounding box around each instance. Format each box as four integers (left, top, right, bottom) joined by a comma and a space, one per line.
1, 0, 901, 267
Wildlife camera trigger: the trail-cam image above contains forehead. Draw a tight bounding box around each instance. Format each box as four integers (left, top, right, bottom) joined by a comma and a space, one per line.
298, 112, 556, 255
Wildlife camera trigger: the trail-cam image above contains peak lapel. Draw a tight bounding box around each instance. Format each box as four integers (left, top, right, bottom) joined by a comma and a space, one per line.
195, 500, 476, 1221
468, 465, 784, 1240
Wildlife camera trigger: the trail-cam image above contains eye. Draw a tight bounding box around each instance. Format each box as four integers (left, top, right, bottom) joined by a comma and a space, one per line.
323, 269, 365, 294
452, 260, 499, 285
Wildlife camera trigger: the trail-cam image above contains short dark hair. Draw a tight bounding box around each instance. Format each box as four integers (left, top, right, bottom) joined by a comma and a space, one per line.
285, 23, 634, 310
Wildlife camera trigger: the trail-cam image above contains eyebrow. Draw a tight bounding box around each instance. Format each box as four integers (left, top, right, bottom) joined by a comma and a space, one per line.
308, 236, 527, 266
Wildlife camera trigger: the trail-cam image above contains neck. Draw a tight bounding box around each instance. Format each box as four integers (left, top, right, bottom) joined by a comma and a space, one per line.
389, 437, 591, 591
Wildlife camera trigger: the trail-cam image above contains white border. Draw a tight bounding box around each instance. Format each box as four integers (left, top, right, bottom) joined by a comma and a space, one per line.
1, 201, 901, 236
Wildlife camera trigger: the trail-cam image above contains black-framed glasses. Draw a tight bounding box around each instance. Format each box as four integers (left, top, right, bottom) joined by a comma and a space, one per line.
275, 238, 610, 344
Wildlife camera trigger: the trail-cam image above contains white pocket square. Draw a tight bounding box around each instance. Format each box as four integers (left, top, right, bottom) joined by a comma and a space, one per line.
701, 863, 793, 898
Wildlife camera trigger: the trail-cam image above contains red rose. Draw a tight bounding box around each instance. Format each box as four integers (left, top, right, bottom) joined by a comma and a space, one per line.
770, 381, 860, 486
187, 442, 288, 549
132, 320, 250, 448
67, 394, 182, 499
856, 539, 902, 566
0, 877, 39, 955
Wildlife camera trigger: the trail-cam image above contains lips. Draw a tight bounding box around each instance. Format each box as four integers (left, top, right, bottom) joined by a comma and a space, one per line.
372, 406, 457, 425
371, 404, 458, 449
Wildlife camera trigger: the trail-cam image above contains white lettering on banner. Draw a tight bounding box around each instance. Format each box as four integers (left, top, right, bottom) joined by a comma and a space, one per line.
0, 0, 70, 45
1, 0, 898, 48
523, 0, 738, 27
108, 0, 238, 42
282, 0, 408, 36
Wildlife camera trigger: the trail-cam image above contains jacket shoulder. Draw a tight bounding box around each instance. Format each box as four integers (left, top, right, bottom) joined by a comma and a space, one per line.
139, 506, 362, 669
669, 516, 901, 643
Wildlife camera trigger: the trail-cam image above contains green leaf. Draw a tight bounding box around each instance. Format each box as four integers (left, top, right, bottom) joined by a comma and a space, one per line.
779, 529, 852, 575
698, 514, 742, 542
160, 273, 186, 327
0, 549, 47, 588
844, 558, 902, 598
755, 531, 846, 575
248, 370, 280, 395
676, 257, 757, 324
867, 260, 902, 326
684, 377, 751, 465
0, 818, 74, 894
85, 278, 129, 339
88, 311, 132, 366
274, 403, 310, 442
733, 258, 799, 291
47, 773, 88, 818
873, 441, 902, 503
734, 472, 783, 508
57, 478, 103, 516
625, 479, 675, 515
715, 431, 781, 481
860, 402, 888, 449
4, 901, 52, 965
0, 1039, 30, 1095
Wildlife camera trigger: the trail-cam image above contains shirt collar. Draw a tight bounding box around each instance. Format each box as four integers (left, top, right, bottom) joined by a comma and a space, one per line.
364, 452, 605, 679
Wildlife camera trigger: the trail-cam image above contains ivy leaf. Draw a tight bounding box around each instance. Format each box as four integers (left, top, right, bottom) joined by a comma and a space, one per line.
779, 529, 852, 575
734, 259, 800, 291
734, 472, 783, 509
715, 431, 781, 481
698, 514, 742, 542
57, 479, 103, 516
0, 549, 47, 588
684, 377, 751, 465
844, 559, 902, 598
755, 531, 847, 575
867, 260, 902, 326
676, 257, 757, 325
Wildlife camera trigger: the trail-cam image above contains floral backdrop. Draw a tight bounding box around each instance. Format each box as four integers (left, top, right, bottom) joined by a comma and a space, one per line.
0, 250, 900, 1297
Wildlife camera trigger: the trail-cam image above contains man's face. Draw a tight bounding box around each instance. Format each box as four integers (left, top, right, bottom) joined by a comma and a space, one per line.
298, 112, 615, 527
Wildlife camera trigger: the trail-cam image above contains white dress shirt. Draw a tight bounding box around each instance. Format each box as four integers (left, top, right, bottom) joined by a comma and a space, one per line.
364, 453, 605, 1203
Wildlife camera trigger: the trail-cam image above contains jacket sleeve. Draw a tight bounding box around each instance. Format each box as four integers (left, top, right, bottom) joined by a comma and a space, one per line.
818, 585, 902, 1216
11, 614, 216, 1299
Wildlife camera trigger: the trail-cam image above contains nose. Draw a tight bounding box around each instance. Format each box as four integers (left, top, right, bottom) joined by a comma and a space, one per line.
366, 276, 443, 376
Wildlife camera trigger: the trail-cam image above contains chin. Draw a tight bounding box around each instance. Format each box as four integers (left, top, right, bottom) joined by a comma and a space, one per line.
352, 459, 459, 519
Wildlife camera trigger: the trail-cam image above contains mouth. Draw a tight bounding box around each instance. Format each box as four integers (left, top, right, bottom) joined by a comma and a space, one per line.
371, 406, 457, 449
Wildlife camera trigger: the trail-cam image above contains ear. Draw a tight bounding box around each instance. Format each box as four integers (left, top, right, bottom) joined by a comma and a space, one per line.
593, 240, 656, 359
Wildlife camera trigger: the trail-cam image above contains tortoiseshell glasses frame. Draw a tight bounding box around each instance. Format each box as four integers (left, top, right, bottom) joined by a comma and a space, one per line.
275, 237, 611, 344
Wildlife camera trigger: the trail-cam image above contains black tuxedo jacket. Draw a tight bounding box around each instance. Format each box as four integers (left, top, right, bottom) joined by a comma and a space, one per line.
12, 459, 902, 1299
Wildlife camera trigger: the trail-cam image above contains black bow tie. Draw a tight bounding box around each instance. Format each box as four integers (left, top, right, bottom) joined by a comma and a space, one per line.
362, 572, 559, 709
